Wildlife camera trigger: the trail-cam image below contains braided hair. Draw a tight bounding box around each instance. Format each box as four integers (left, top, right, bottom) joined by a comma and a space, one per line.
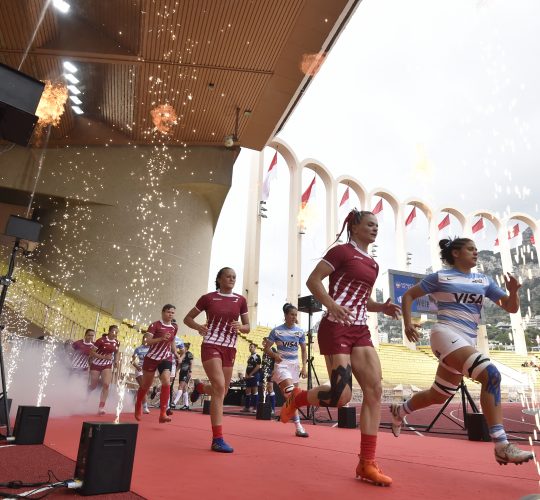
439, 238, 473, 265
335, 208, 374, 243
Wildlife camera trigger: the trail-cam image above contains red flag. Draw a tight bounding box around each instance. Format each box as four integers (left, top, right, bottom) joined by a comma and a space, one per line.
372, 198, 383, 215
438, 214, 450, 231
471, 217, 484, 234
339, 187, 350, 207
301, 176, 316, 209
531, 234, 536, 245
512, 223, 520, 237
494, 238, 499, 246
405, 206, 416, 226
261, 152, 278, 201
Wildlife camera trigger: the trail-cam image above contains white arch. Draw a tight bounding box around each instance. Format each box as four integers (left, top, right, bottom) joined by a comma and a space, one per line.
335, 175, 368, 210
299, 158, 336, 246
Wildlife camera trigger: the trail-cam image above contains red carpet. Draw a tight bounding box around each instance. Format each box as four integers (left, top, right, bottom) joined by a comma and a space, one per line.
36, 409, 538, 500
0, 444, 142, 498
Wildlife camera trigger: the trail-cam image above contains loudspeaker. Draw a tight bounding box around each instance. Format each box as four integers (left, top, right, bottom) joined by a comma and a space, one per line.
465, 412, 490, 441
0, 396, 12, 426
256, 402, 271, 420
223, 388, 243, 406
13, 406, 50, 444
0, 63, 45, 146
4, 215, 42, 242
337, 406, 357, 428
203, 399, 211, 414
298, 295, 323, 314
75, 422, 138, 496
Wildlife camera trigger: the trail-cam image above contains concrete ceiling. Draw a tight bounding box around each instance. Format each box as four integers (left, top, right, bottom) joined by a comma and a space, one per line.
0, 0, 359, 150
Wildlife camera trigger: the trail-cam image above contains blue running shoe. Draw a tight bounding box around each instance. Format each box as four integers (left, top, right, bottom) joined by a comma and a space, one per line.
211, 438, 234, 453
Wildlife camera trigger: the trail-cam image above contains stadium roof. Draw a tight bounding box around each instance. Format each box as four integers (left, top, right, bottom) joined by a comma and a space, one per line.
0, 0, 360, 150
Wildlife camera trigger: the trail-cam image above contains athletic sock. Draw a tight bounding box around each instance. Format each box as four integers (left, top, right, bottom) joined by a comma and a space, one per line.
173, 390, 182, 406
135, 388, 145, 410
212, 425, 223, 439
269, 393, 276, 411
252, 394, 259, 408
244, 394, 251, 409
489, 424, 509, 447
360, 433, 377, 461
294, 390, 309, 408
398, 400, 414, 418
160, 385, 170, 414
292, 415, 301, 428
183, 391, 189, 406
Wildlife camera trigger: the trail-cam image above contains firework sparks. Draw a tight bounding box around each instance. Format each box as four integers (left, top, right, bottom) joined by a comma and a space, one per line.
150, 104, 178, 134
35, 80, 69, 129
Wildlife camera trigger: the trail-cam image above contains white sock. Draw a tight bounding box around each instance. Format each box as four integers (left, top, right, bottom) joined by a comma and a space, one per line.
183, 391, 189, 406
173, 391, 182, 405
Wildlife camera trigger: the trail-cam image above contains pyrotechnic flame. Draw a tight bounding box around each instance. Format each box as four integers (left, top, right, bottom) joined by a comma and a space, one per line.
150, 104, 178, 134
300, 52, 326, 76
35, 80, 68, 127
297, 204, 318, 233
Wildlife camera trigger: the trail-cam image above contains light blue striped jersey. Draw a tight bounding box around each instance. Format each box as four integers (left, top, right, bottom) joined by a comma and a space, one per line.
420, 269, 507, 340
133, 345, 150, 364
268, 323, 306, 361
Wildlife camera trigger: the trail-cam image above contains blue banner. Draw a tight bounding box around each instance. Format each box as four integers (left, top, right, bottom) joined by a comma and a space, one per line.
389, 270, 437, 315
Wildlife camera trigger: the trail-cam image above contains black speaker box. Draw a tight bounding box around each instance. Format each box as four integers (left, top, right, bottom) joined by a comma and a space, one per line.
0, 396, 12, 426
5, 215, 42, 242
223, 388, 243, 406
298, 295, 323, 313
203, 399, 211, 414
75, 422, 138, 496
256, 402, 272, 420
13, 406, 50, 444
465, 412, 490, 441
0, 63, 44, 146
338, 406, 357, 428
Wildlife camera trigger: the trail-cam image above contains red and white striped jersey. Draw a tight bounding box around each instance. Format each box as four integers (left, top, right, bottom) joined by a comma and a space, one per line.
71, 340, 94, 370
91, 335, 119, 367
322, 241, 378, 326
195, 291, 248, 348
145, 321, 177, 361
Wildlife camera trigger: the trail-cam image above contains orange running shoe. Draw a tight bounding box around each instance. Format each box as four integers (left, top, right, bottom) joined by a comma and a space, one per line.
159, 414, 172, 423
355, 457, 392, 487
279, 387, 301, 424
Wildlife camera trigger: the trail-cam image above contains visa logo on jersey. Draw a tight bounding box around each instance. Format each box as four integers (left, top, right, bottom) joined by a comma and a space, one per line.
453, 293, 484, 304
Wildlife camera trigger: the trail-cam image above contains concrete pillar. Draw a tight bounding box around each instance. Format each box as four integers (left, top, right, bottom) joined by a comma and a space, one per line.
287, 162, 301, 305
242, 150, 264, 327
0, 145, 236, 324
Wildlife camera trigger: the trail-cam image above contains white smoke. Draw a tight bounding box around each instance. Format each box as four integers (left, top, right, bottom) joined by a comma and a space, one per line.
2, 336, 134, 418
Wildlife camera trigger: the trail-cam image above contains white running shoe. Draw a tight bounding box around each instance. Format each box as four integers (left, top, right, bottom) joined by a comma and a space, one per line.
495, 443, 534, 465
143, 406, 150, 414
390, 404, 403, 437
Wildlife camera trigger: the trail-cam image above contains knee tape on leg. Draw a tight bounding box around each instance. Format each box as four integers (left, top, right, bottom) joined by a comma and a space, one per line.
283, 384, 294, 395
432, 375, 459, 397
462, 352, 491, 380
317, 365, 352, 407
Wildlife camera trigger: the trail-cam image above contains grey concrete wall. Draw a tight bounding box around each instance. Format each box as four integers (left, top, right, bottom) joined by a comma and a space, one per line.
0, 145, 238, 324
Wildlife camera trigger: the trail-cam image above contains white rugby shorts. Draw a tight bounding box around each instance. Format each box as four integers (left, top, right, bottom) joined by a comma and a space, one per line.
272, 360, 300, 384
